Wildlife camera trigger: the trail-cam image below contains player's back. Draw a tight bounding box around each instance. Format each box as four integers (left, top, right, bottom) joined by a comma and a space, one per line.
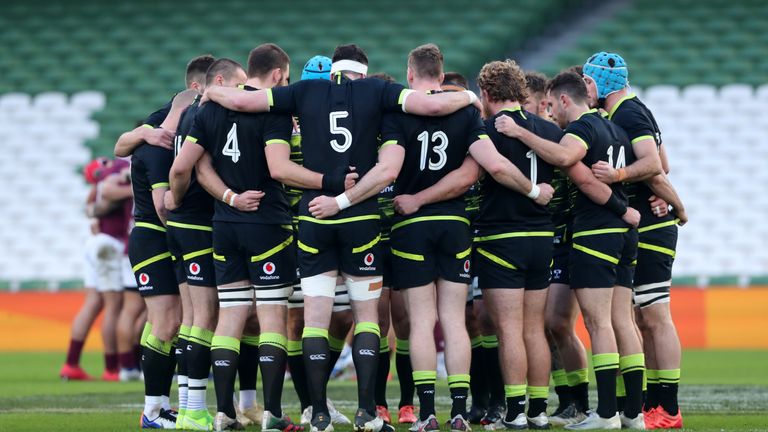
190, 92, 292, 225
383, 102, 486, 218
131, 144, 173, 226
567, 109, 633, 228
477, 108, 560, 230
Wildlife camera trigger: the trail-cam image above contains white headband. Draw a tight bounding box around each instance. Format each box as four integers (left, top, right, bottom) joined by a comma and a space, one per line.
330, 59, 368, 75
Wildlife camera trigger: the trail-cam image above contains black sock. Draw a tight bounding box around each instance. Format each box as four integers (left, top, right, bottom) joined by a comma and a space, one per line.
617, 395, 626, 413
572, 382, 590, 412
504, 396, 525, 420
469, 340, 489, 410
554, 384, 571, 409
413, 370, 437, 420
239, 337, 259, 393
620, 355, 645, 419
259, 334, 288, 417
176, 338, 188, 405
593, 353, 619, 419
448, 375, 470, 418
528, 398, 548, 418
288, 340, 311, 411
646, 383, 660, 409
352, 325, 380, 415
303, 329, 331, 417
142, 344, 172, 397
211, 337, 240, 419
484, 344, 505, 407
187, 338, 212, 384
395, 339, 414, 408
375, 341, 391, 408
659, 383, 679, 415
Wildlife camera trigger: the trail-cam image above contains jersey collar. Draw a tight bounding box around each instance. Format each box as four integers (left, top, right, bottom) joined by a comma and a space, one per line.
577, 108, 599, 119
499, 105, 526, 120
607, 93, 636, 120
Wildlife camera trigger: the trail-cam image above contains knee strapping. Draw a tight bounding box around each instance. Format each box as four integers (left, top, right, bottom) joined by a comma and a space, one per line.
218, 285, 253, 308
301, 274, 336, 298
346, 276, 383, 302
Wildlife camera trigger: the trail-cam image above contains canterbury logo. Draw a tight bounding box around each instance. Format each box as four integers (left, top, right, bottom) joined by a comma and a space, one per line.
259, 356, 274, 362
358, 349, 376, 356
187, 345, 192, 351
309, 354, 326, 361
214, 360, 230, 367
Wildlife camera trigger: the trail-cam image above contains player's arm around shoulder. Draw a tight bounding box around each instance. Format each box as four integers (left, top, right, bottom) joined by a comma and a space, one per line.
402, 88, 479, 116
202, 85, 270, 112
396, 155, 480, 216
114, 124, 174, 157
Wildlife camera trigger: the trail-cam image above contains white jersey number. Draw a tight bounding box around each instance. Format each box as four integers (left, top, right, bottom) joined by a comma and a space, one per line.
417, 130, 449, 171
526, 150, 538, 184
329, 111, 352, 153
174, 135, 183, 158
606, 145, 626, 169
222, 123, 241, 163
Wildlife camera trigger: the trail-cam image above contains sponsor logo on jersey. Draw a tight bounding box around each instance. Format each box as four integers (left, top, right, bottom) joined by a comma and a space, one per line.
139, 273, 150, 285
309, 354, 326, 361
189, 262, 201, 275
214, 360, 230, 367
380, 185, 394, 194
364, 253, 375, 266
263, 262, 276, 275
463, 259, 471, 273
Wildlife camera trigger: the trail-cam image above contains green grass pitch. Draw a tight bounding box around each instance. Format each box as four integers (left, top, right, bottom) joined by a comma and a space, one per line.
0, 350, 766, 431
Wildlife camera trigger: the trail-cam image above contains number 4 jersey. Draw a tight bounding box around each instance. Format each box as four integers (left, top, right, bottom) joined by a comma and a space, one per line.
185, 86, 293, 225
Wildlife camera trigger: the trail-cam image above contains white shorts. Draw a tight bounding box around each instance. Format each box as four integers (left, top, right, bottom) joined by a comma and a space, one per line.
83, 233, 132, 292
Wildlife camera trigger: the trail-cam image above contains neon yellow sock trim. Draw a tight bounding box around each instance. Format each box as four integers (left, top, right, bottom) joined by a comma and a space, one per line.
646, 369, 660, 384
241, 334, 260, 347
145, 334, 172, 355
552, 369, 568, 387
643, 370, 647, 391
504, 384, 526, 398
592, 353, 619, 372
658, 369, 681, 384
481, 335, 499, 348
447, 374, 471, 389
413, 370, 437, 385
287, 340, 303, 356
302, 327, 329, 339
567, 368, 589, 386
211, 335, 240, 354
395, 338, 409, 354
259, 332, 288, 351
328, 335, 345, 352
189, 326, 214, 347
140, 323, 153, 347
619, 353, 646, 374
179, 325, 192, 340
527, 385, 549, 400
354, 322, 381, 337
470, 336, 483, 348
380, 337, 390, 352
616, 375, 626, 397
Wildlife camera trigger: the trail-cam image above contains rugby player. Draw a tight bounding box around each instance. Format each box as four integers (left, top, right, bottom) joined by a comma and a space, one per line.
495, 71, 640, 430
129, 89, 197, 429
166, 58, 247, 429
582, 52, 687, 429
523, 71, 550, 118
62, 158, 134, 381
474, 60, 562, 430
203, 43, 481, 432
172, 47, 307, 431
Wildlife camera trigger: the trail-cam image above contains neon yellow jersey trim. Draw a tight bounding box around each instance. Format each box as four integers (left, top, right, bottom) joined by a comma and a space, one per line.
397, 89, 409, 105
380, 140, 397, 147
455, 247, 472, 259
572, 227, 629, 238
297, 241, 319, 254
185, 136, 198, 143
478, 134, 490, 140
132, 252, 172, 272
251, 235, 294, 262
135, 222, 166, 232
475, 247, 517, 269
141, 124, 154, 129
391, 215, 469, 231
297, 215, 380, 225
391, 248, 424, 262
151, 182, 169, 190
352, 234, 380, 254
266, 88, 274, 107
631, 135, 655, 145
566, 133, 589, 150
638, 219, 679, 233
213, 253, 226, 262
638, 242, 676, 258
182, 247, 214, 261
572, 243, 619, 264
167, 221, 212, 231
266, 139, 289, 146
607, 93, 636, 120
475, 231, 554, 242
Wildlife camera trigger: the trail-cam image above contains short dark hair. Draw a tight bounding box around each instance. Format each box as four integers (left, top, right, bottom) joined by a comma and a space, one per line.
186, 55, 215, 87
247, 43, 290, 79
332, 44, 369, 65
566, 64, 584, 76
408, 44, 443, 79
205, 58, 244, 86
525, 71, 548, 96
442, 72, 468, 89
547, 71, 588, 103
369, 72, 395, 82
477, 59, 528, 104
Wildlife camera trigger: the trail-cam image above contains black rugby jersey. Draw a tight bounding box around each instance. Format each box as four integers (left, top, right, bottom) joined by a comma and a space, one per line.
187, 86, 293, 225
268, 76, 408, 219
565, 109, 634, 231
608, 94, 674, 229
144, 97, 173, 128
475, 107, 559, 232
131, 144, 173, 226
381, 100, 486, 220
168, 96, 214, 224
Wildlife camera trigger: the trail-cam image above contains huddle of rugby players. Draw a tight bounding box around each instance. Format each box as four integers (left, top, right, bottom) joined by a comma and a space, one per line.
102, 42, 686, 431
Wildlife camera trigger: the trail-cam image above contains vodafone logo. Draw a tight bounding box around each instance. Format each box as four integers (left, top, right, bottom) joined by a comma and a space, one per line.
139, 273, 150, 285
263, 262, 276, 275
189, 262, 201, 275
364, 253, 375, 266
463, 260, 471, 273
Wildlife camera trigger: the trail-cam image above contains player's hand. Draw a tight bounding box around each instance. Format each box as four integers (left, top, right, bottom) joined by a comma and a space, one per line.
345, 167, 358, 190
674, 208, 688, 226
144, 127, 174, 151
648, 195, 670, 218
233, 190, 264, 212
393, 194, 421, 215
494, 115, 523, 138
622, 207, 641, 227
323, 166, 358, 194
199, 88, 211, 106
591, 161, 618, 184
533, 183, 554, 206
163, 190, 179, 211
308, 195, 340, 219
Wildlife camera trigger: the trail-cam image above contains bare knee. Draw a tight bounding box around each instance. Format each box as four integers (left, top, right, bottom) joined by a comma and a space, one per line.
582, 314, 612, 336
